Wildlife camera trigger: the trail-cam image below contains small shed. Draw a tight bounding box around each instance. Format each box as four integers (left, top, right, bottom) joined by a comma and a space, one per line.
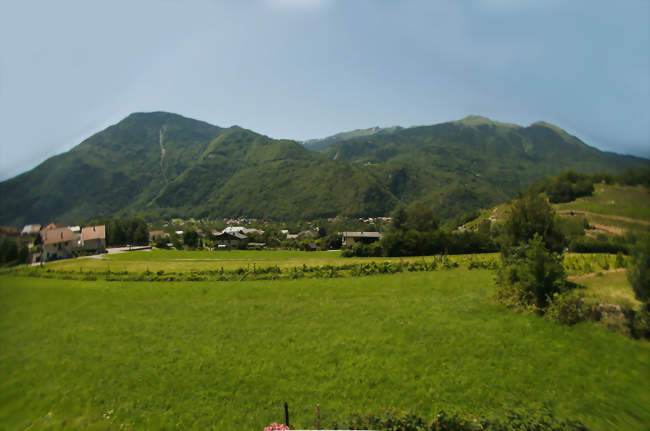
341, 231, 383, 247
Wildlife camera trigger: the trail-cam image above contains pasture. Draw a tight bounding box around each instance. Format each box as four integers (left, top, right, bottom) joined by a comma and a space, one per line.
33, 249, 486, 274
1, 264, 649, 430
554, 184, 650, 226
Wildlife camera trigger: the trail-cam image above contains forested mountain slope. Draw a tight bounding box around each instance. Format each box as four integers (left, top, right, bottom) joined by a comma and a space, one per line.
1, 113, 647, 225
320, 116, 649, 219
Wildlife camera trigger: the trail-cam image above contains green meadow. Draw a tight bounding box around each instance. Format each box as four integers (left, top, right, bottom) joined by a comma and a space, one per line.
1, 266, 649, 430
43, 249, 497, 273
555, 184, 650, 221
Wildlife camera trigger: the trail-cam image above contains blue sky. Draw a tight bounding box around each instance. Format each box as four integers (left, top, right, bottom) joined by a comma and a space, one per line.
1, 0, 648, 180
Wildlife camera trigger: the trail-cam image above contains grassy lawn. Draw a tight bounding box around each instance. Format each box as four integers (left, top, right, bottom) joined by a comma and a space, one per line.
41, 250, 499, 273
555, 185, 650, 221
1, 271, 649, 430
570, 270, 642, 310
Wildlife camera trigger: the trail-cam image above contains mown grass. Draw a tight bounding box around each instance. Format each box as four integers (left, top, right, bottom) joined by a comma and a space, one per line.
555, 185, 650, 221
42, 250, 498, 273
1, 271, 649, 430
571, 270, 642, 310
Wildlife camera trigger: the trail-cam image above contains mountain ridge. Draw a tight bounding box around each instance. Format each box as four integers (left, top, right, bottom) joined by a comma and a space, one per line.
1, 111, 648, 225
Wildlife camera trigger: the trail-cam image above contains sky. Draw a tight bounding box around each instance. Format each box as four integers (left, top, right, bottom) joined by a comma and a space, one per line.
1, 0, 648, 180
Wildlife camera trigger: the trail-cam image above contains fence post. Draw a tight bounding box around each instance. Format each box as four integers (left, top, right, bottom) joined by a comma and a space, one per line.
284, 402, 290, 428
316, 403, 320, 429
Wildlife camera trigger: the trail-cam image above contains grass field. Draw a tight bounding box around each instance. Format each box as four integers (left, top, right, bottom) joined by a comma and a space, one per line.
465, 184, 650, 235
1, 270, 649, 430
555, 185, 650, 221
570, 270, 642, 310
39, 249, 498, 273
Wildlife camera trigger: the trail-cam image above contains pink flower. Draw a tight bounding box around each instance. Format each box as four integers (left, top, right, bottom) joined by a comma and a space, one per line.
264, 423, 290, 431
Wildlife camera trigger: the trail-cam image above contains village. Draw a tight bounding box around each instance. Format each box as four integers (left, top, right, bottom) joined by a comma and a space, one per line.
0, 217, 388, 264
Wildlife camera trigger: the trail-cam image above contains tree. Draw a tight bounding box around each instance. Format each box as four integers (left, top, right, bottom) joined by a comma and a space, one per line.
503, 192, 564, 252
133, 223, 149, 246
496, 234, 567, 310
183, 229, 199, 249
391, 205, 408, 232
628, 234, 650, 307
391, 201, 439, 233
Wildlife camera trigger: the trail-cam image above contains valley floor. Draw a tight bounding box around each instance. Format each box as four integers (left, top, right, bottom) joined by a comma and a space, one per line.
1, 269, 648, 430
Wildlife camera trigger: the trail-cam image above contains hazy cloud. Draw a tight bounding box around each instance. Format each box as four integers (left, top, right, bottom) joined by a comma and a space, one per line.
264, 0, 330, 10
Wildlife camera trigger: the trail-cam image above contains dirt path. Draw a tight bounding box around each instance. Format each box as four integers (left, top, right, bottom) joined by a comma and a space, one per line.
558, 210, 650, 226
568, 267, 626, 282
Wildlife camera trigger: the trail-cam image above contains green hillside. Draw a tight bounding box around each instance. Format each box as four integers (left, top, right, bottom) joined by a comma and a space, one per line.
321, 116, 650, 220
303, 125, 403, 151
1, 112, 648, 225
146, 127, 396, 220
465, 183, 650, 238
0, 112, 396, 225
0, 112, 223, 225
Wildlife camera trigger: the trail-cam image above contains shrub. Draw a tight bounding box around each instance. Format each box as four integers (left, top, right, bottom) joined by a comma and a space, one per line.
496, 235, 567, 311
569, 237, 628, 254
546, 292, 596, 325
503, 192, 565, 252
334, 408, 588, 431
627, 233, 650, 306
624, 308, 650, 339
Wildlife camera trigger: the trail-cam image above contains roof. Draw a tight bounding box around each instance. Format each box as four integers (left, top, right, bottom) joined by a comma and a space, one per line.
21, 224, 42, 235
223, 226, 246, 233
0, 226, 20, 237
214, 231, 247, 240
341, 231, 383, 238
41, 227, 78, 245
81, 225, 106, 241
43, 222, 65, 231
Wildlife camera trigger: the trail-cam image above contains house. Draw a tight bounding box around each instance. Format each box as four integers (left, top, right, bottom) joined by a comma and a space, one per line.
247, 242, 266, 249
223, 226, 246, 234
0, 226, 20, 238
80, 225, 106, 253
21, 224, 41, 236
296, 230, 318, 240
149, 230, 169, 242
341, 231, 383, 247
303, 243, 318, 252
41, 227, 79, 261
213, 231, 247, 246
43, 222, 65, 231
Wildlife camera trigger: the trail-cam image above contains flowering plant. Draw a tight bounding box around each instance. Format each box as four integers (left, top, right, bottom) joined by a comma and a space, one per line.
264, 423, 290, 431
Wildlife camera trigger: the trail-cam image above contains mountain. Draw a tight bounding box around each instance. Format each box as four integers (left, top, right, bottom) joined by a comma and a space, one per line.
1, 113, 648, 226
0, 112, 395, 225
318, 115, 650, 219
303, 125, 403, 152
